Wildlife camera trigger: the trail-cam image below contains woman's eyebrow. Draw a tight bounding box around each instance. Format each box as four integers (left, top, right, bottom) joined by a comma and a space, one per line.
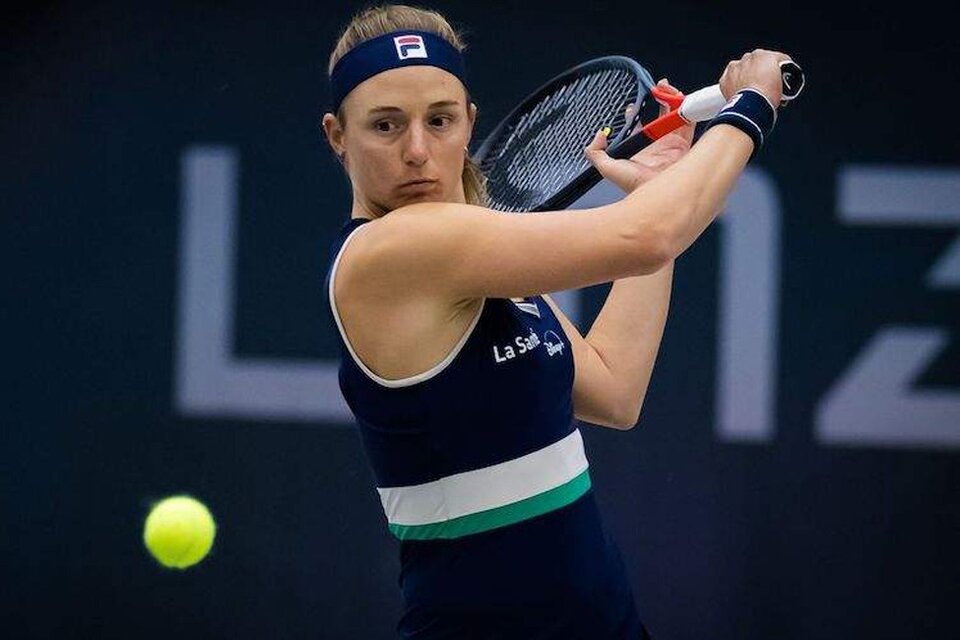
367, 100, 461, 116
425, 100, 461, 109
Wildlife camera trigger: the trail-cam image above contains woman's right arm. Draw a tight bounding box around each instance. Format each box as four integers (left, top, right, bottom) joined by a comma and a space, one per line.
343, 124, 748, 302
342, 50, 790, 302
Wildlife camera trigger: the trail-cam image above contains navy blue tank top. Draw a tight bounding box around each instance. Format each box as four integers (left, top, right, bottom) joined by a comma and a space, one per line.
323, 217, 645, 639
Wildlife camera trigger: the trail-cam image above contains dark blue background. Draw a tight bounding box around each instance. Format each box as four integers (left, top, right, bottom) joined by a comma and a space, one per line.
3, 1, 959, 638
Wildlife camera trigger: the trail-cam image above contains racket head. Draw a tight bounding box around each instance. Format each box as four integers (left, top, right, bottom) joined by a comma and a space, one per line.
472, 56, 656, 212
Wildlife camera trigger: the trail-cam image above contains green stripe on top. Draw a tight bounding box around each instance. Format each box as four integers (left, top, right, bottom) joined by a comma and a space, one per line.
388, 469, 591, 541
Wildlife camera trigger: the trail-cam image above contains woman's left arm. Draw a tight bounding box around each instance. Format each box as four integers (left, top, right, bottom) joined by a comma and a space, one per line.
548, 79, 692, 429
544, 262, 673, 429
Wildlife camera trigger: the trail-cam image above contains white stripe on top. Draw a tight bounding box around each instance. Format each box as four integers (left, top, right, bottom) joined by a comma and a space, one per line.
378, 429, 589, 526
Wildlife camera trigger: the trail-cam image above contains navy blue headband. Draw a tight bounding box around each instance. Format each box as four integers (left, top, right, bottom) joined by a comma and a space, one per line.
329, 30, 467, 112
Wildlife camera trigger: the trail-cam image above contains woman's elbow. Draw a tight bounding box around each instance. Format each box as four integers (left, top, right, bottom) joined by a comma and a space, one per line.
578, 399, 640, 430
609, 402, 641, 430
626, 218, 678, 275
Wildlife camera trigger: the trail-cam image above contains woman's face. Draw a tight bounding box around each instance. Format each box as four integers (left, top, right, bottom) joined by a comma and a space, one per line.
324, 66, 476, 216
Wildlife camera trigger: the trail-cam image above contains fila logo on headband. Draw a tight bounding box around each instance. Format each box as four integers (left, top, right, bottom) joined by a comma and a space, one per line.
394, 35, 428, 60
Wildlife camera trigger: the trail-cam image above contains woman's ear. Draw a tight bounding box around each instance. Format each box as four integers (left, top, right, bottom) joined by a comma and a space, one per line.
321, 113, 346, 161
467, 102, 478, 144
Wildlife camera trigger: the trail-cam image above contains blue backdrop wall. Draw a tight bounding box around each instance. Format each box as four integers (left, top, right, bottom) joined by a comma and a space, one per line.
3, 1, 959, 638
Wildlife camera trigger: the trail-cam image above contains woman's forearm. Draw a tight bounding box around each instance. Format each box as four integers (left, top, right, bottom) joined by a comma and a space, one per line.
585, 261, 675, 423
615, 125, 753, 265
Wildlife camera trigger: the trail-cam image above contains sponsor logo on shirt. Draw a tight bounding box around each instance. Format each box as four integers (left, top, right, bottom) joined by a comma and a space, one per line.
543, 330, 565, 357
492, 328, 565, 364
493, 328, 541, 363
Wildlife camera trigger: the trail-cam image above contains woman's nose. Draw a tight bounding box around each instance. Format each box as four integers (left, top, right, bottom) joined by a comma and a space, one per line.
402, 125, 429, 166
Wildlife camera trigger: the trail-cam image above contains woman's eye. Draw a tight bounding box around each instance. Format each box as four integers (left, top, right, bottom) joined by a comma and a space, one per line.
430, 115, 451, 128
375, 121, 395, 133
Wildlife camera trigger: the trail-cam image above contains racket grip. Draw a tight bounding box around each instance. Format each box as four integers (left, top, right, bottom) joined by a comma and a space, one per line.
681, 61, 805, 122
679, 86, 727, 122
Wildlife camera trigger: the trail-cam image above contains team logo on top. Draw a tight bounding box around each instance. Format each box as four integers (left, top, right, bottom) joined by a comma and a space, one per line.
394, 35, 428, 60
510, 297, 540, 319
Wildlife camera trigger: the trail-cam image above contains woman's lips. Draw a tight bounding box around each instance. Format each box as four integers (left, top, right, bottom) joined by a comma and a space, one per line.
397, 179, 438, 193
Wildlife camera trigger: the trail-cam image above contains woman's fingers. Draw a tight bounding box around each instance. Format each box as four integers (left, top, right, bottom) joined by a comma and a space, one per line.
584, 129, 641, 192
656, 78, 678, 118
585, 127, 609, 153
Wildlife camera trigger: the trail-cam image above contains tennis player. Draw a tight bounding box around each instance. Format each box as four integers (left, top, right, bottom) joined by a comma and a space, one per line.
321, 4, 792, 638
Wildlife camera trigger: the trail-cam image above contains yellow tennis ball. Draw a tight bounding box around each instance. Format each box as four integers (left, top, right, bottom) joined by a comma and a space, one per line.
143, 495, 216, 569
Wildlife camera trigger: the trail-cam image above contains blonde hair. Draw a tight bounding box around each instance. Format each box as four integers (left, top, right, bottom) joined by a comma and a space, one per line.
328, 3, 487, 207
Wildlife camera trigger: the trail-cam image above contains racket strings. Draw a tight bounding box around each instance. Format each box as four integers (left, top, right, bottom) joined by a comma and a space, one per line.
481, 69, 640, 212
523, 71, 612, 199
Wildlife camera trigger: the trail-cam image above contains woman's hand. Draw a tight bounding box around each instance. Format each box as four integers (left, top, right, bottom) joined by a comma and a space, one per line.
719, 48, 792, 106
583, 79, 695, 193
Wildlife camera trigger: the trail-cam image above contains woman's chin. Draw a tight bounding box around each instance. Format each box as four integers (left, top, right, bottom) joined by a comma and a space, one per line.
393, 192, 444, 207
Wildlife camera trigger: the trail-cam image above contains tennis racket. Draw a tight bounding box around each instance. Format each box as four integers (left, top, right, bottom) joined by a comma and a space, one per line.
472, 56, 804, 213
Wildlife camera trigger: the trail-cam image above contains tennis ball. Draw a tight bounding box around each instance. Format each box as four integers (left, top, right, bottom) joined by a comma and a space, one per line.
143, 495, 216, 569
